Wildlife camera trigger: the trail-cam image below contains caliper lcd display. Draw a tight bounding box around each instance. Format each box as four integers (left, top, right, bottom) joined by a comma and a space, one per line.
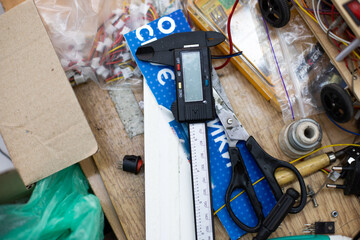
181, 51, 203, 102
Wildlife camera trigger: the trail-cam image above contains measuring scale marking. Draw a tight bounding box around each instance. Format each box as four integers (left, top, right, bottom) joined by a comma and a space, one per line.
189, 123, 214, 240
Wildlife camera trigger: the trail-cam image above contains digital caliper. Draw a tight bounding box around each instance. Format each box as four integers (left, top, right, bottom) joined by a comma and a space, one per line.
136, 31, 225, 240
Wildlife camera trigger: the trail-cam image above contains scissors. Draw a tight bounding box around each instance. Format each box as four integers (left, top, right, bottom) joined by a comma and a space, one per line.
213, 89, 307, 233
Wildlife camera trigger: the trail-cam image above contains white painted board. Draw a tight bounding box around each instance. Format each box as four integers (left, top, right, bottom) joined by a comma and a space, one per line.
144, 80, 195, 240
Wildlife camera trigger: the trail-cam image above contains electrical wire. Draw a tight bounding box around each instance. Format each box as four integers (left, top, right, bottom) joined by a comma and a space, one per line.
314, 0, 360, 61
320, 168, 329, 174
214, 0, 239, 70
327, 114, 360, 136
211, 51, 243, 59
67, 4, 150, 86
106, 76, 124, 83
107, 43, 126, 54
213, 143, 360, 215
213, 175, 265, 215
290, 143, 360, 164
299, 0, 339, 17
316, 0, 360, 60
320, 0, 334, 8
262, 18, 295, 120
313, 0, 349, 44
294, 0, 360, 60
293, 0, 319, 22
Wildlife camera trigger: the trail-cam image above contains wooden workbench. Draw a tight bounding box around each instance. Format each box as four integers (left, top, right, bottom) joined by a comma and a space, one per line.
1, 1, 360, 239
75, 63, 360, 240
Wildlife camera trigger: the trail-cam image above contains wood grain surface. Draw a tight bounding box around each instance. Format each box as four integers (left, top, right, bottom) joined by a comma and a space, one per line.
74, 82, 145, 240
79, 157, 127, 240
215, 61, 360, 239
1, 0, 360, 239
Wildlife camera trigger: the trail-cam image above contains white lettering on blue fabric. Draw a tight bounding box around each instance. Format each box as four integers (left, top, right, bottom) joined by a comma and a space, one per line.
157, 68, 175, 85
208, 119, 224, 136
136, 24, 154, 41
157, 17, 176, 34
208, 119, 231, 168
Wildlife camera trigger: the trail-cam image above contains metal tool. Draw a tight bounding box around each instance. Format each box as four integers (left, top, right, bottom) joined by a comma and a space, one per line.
213, 89, 307, 233
307, 184, 318, 208
136, 31, 226, 240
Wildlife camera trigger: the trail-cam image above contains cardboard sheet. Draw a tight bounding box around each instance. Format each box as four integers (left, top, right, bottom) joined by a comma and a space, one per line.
0, 0, 98, 185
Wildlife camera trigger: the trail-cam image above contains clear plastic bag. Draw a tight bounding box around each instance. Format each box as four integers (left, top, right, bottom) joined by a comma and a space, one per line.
272, 13, 327, 121
187, 0, 333, 121
35, 0, 181, 90
250, 8, 337, 122
0, 165, 104, 240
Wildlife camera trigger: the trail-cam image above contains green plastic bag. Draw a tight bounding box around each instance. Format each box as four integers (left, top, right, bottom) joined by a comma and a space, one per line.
0, 164, 104, 240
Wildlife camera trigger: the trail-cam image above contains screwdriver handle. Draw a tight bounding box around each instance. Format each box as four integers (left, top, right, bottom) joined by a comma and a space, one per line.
275, 153, 333, 186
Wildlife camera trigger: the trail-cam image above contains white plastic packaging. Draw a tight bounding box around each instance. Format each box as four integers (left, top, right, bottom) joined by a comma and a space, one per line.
34, 0, 183, 90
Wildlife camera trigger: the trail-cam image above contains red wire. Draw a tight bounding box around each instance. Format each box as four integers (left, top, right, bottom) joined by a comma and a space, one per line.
108, 49, 126, 58
306, 8, 339, 15
214, 0, 239, 70
346, 29, 356, 40
88, 27, 104, 61
331, 4, 335, 22
315, 11, 339, 15
106, 60, 123, 65
101, 31, 106, 41
331, 38, 350, 69
113, 14, 124, 26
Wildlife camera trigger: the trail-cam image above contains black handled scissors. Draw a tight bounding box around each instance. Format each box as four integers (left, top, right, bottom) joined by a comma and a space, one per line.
213, 89, 307, 233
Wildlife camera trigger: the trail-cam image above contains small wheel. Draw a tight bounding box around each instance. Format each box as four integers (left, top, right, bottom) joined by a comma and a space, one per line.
321, 83, 353, 123
259, 0, 290, 28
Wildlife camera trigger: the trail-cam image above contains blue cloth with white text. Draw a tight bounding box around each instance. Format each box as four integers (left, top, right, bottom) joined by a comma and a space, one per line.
124, 10, 277, 239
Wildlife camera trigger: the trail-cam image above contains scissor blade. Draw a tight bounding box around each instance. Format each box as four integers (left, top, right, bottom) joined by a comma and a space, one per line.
213, 89, 250, 146
211, 69, 233, 111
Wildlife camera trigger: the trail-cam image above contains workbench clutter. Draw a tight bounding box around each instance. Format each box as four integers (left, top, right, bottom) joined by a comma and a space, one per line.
1, 0, 360, 239
0, 1, 103, 238
0, 0, 98, 186
127, 3, 360, 240
128, 11, 304, 240
33, 0, 180, 90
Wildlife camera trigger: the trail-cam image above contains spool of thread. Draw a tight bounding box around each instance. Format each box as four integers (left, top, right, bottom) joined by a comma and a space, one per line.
279, 118, 322, 158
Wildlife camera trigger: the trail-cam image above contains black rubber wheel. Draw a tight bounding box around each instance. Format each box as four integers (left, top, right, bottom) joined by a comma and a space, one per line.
259, 0, 290, 28
320, 83, 353, 123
